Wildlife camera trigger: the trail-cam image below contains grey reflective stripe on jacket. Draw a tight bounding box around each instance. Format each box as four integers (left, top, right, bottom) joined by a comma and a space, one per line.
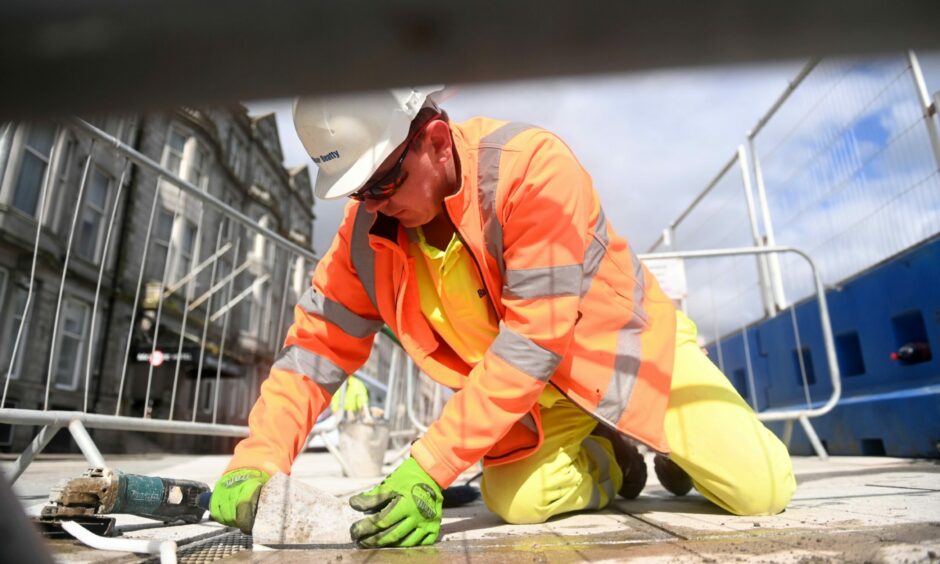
489, 322, 561, 382
272, 345, 347, 394
478, 122, 536, 282
350, 206, 378, 310
595, 247, 649, 425
297, 287, 383, 339
502, 208, 610, 300
504, 264, 582, 299
581, 208, 608, 296
479, 123, 646, 410
478, 124, 650, 422
480, 124, 610, 302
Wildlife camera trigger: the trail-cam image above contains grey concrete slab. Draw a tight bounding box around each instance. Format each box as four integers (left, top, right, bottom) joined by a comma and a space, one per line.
612, 455, 940, 538
10, 453, 940, 562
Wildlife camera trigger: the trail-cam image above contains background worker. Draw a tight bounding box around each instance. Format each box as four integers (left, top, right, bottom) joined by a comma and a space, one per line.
209, 87, 796, 548
330, 375, 372, 422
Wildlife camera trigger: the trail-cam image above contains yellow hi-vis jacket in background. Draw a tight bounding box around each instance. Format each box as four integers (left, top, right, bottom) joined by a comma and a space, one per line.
226, 117, 678, 488
330, 375, 369, 415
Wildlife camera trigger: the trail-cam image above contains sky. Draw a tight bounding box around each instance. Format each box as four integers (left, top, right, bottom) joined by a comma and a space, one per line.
245, 52, 940, 268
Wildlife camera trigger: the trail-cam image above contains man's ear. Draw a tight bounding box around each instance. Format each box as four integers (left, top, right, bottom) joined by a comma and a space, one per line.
423, 120, 453, 163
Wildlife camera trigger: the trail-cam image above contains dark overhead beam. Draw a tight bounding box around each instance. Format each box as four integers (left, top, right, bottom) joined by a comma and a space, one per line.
1, 0, 938, 120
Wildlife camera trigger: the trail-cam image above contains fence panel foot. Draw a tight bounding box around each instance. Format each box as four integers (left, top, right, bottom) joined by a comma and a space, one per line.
782, 419, 794, 449
799, 415, 829, 460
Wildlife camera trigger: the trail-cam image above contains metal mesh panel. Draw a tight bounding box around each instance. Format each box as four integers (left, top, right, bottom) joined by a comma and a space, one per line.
649, 52, 940, 346
139, 531, 252, 564
753, 54, 940, 302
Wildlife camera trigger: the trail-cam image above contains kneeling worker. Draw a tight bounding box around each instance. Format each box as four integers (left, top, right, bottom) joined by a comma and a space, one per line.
210, 87, 796, 548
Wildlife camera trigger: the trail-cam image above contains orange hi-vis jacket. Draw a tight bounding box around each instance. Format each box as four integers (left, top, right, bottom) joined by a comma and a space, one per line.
226, 118, 678, 488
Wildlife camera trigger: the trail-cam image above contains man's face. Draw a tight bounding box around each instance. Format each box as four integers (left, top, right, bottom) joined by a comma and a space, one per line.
362, 123, 451, 227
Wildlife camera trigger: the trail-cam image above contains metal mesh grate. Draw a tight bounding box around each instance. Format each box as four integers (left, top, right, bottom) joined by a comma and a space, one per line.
139, 531, 252, 564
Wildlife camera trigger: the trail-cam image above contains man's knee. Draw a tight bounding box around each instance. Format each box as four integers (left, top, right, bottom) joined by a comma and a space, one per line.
488, 500, 550, 525
725, 479, 795, 516
712, 460, 796, 516
481, 471, 551, 525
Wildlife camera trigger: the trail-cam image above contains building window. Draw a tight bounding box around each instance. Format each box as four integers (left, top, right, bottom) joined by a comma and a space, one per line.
50, 136, 79, 229
2, 280, 32, 381
162, 128, 187, 177
241, 379, 252, 419
212, 259, 232, 315
0, 269, 9, 374
227, 133, 246, 178
263, 288, 274, 344
161, 127, 212, 190
254, 163, 272, 191
12, 124, 57, 217
54, 299, 91, 390
176, 220, 197, 282
0, 268, 6, 318
76, 168, 112, 262
200, 378, 216, 414
210, 217, 234, 313
151, 209, 175, 275
190, 144, 210, 190
240, 294, 255, 334
0, 398, 16, 444
252, 216, 276, 268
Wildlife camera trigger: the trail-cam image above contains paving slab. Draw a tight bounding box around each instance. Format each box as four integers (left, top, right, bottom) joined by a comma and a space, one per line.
252, 473, 362, 545
612, 455, 940, 538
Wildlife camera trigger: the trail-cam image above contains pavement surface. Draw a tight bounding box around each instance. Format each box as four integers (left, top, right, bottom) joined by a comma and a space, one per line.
5, 450, 940, 563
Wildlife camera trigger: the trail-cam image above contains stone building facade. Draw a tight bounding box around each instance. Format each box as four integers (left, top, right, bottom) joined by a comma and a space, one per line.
0, 106, 317, 454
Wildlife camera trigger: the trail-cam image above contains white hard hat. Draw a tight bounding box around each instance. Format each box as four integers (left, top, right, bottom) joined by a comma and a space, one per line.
293, 86, 444, 200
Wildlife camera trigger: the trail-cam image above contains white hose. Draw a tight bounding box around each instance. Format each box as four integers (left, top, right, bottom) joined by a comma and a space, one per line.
60, 521, 178, 564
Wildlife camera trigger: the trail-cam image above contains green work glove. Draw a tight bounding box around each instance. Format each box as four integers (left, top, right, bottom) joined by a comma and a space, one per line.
349, 457, 443, 548
210, 469, 270, 534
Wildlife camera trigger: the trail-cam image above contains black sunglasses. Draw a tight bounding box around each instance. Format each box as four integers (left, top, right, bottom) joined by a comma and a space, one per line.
349, 115, 439, 202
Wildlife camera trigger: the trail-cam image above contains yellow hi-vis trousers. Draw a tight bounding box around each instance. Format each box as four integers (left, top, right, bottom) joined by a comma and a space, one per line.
481, 311, 796, 524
